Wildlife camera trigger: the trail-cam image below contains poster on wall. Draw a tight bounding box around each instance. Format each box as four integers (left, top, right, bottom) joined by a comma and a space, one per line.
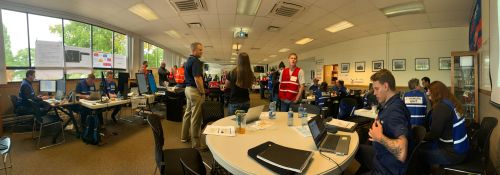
314, 58, 323, 82
93, 51, 113, 68
114, 54, 127, 69
35, 40, 64, 68
65, 46, 91, 68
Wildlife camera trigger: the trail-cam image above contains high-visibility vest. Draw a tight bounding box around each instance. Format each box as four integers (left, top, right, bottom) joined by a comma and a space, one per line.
438, 99, 469, 155
175, 67, 185, 83
404, 90, 428, 126
278, 67, 300, 101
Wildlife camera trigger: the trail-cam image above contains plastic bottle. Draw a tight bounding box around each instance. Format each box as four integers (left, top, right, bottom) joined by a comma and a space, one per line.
298, 103, 305, 117
288, 108, 294, 126
268, 101, 276, 119
301, 108, 308, 126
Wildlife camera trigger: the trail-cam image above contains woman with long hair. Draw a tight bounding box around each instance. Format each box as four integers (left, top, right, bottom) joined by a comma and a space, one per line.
226, 52, 255, 115
418, 81, 469, 174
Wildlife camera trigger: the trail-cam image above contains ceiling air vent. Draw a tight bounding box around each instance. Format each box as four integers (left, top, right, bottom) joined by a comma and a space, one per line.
169, 0, 207, 12
269, 1, 305, 18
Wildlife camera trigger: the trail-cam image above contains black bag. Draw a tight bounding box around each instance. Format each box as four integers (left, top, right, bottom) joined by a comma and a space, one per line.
82, 114, 100, 145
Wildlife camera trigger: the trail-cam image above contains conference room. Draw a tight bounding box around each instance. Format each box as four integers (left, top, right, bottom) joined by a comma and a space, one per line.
0, 0, 499, 174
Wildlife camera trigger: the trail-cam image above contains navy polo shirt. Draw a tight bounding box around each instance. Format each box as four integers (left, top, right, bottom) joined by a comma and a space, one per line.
184, 55, 203, 87
372, 94, 411, 175
105, 81, 117, 94
76, 79, 96, 95
18, 79, 36, 105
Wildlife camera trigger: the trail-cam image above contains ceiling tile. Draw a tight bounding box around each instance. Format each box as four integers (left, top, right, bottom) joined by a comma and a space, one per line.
200, 15, 220, 29
219, 14, 236, 29
235, 15, 255, 28
370, 0, 418, 9
294, 5, 329, 25
256, 0, 280, 16
217, 0, 237, 14
332, 0, 377, 19
424, 0, 474, 13
389, 14, 429, 26
313, 0, 351, 12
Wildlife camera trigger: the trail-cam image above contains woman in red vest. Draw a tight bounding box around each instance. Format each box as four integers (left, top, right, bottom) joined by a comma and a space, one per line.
278, 53, 305, 112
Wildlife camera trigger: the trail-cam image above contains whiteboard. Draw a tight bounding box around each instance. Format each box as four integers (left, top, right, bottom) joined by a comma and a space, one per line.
65, 46, 91, 68
114, 54, 127, 69
35, 40, 64, 67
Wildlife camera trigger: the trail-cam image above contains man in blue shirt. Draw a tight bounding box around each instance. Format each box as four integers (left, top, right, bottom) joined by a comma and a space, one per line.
309, 78, 319, 92
76, 74, 103, 127
17, 70, 51, 117
181, 42, 207, 151
104, 71, 121, 123
403, 78, 427, 127
335, 80, 348, 96
355, 69, 411, 175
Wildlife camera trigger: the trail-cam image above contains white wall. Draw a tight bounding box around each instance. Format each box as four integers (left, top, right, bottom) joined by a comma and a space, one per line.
270, 27, 468, 87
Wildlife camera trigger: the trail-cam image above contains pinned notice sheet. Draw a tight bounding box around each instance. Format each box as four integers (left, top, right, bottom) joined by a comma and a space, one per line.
203, 125, 236, 136
35, 40, 64, 68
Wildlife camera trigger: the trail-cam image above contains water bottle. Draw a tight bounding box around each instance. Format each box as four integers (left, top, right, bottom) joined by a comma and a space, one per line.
288, 108, 294, 126
301, 108, 308, 126
298, 103, 305, 117
268, 101, 276, 119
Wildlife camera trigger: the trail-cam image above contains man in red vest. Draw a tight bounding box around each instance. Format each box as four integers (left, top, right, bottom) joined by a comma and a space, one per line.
278, 53, 305, 111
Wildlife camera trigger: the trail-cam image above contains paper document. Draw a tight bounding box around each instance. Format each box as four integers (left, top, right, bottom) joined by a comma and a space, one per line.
327, 118, 355, 128
291, 126, 312, 137
203, 125, 236, 136
251, 120, 274, 130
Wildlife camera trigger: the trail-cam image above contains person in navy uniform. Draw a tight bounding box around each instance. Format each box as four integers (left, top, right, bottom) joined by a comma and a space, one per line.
335, 80, 348, 97
309, 78, 319, 92
421, 77, 431, 94
403, 78, 428, 127
315, 82, 330, 107
76, 74, 103, 127
355, 69, 411, 175
362, 83, 378, 109
104, 71, 122, 123
417, 81, 469, 175
17, 70, 51, 117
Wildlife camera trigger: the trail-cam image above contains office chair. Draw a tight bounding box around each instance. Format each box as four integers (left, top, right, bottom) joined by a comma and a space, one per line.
0, 137, 13, 174
412, 125, 427, 144
406, 142, 423, 175
338, 97, 357, 120
441, 117, 498, 174
180, 158, 201, 175
29, 99, 65, 149
9, 95, 34, 134
146, 115, 205, 175
201, 101, 224, 129
301, 103, 321, 115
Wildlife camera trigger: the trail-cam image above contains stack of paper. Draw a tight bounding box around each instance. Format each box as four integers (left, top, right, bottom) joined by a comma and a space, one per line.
326, 118, 357, 132
203, 125, 235, 136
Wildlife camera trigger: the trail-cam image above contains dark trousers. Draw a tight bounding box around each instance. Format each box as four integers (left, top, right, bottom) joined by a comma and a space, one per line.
355, 144, 375, 175
109, 106, 122, 123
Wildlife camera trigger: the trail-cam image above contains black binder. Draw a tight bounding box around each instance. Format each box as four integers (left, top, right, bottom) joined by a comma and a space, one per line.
248, 141, 313, 174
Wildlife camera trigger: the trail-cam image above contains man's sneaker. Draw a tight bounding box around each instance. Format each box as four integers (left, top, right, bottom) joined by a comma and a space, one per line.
181, 139, 190, 143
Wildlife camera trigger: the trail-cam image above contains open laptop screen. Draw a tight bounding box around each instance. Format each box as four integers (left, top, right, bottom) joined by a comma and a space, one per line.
308, 116, 327, 148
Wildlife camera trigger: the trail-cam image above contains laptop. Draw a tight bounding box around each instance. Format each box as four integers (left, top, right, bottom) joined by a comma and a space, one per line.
307, 115, 351, 155
88, 91, 101, 101
231, 105, 265, 123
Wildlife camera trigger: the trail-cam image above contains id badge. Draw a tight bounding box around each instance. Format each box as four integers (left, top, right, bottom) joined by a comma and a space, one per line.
290, 76, 297, 82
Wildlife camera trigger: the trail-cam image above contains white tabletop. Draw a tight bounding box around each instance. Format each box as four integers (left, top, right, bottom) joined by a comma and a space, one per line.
79, 98, 130, 109
206, 112, 359, 175
353, 109, 377, 119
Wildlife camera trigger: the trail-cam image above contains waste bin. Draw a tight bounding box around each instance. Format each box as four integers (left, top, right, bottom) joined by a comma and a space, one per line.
165, 92, 185, 122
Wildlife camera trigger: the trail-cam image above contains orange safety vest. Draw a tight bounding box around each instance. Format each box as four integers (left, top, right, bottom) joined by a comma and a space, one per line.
175, 67, 185, 83
278, 67, 300, 101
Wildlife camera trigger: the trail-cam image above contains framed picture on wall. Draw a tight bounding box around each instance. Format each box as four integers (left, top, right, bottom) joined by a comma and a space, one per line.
439, 57, 451, 70
355, 62, 365, 72
341, 63, 349, 73
415, 58, 430, 71
392, 59, 406, 71
372, 60, 384, 72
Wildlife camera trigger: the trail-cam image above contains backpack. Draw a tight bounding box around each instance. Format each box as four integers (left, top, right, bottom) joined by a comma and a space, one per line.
82, 114, 101, 145
440, 99, 469, 154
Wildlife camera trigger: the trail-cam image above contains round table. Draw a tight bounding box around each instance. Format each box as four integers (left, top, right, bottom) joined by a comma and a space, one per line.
206, 112, 359, 175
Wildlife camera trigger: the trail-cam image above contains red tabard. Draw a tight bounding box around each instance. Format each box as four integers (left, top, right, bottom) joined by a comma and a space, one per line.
278, 67, 300, 101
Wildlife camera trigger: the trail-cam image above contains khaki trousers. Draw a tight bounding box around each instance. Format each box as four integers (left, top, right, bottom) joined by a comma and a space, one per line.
181, 87, 205, 148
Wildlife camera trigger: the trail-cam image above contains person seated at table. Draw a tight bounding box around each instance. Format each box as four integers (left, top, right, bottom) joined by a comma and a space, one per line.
416, 81, 469, 175
208, 80, 220, 89
315, 82, 330, 107
403, 78, 428, 127
226, 52, 255, 115
363, 83, 378, 109
76, 74, 103, 127
309, 78, 319, 92
104, 71, 122, 123
335, 80, 348, 97
17, 69, 51, 118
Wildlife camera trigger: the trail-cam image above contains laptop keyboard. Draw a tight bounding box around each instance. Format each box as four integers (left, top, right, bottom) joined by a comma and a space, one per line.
322, 135, 340, 150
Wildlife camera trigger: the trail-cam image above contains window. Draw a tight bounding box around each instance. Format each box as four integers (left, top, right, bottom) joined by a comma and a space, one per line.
1, 9, 130, 82
143, 42, 163, 68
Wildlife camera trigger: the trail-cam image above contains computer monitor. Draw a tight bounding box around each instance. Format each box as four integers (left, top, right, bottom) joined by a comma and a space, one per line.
147, 73, 157, 93
118, 72, 130, 95
100, 71, 110, 99
55, 79, 66, 100
136, 73, 149, 95
40, 80, 56, 93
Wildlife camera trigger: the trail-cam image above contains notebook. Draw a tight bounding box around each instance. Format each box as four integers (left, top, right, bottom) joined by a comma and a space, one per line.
256, 142, 313, 173
307, 115, 351, 155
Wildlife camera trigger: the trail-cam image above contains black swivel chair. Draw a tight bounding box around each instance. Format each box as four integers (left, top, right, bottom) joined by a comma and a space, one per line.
406, 142, 424, 175
441, 117, 498, 174
146, 115, 206, 175
202, 101, 224, 129
9, 95, 34, 133
0, 137, 13, 174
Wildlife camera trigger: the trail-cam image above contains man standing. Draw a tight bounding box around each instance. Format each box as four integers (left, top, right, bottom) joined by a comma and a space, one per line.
421, 77, 431, 94
278, 53, 305, 112
158, 62, 170, 86
355, 69, 411, 174
181, 42, 207, 151
404, 78, 427, 127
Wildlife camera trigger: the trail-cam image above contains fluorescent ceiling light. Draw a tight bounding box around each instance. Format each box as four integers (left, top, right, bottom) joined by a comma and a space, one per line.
237, 0, 261, 15
269, 55, 277, 58
128, 3, 159, 21
230, 57, 236, 60
295, 37, 314, 45
325, 21, 354, 33
278, 48, 290, 52
232, 44, 242, 50
381, 2, 425, 17
164, 30, 181, 39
